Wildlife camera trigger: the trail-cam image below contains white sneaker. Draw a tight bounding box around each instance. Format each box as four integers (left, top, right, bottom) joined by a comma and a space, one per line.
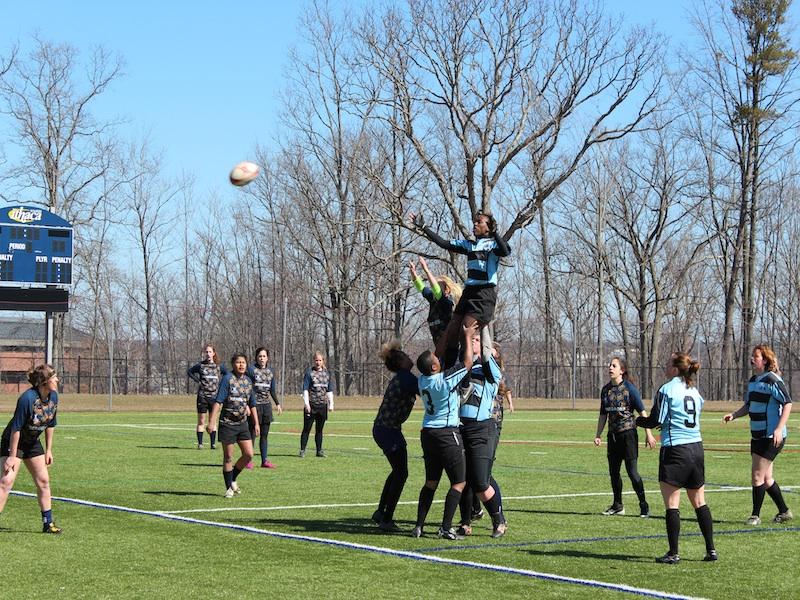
745, 515, 761, 526
224, 488, 235, 499
231, 481, 241, 494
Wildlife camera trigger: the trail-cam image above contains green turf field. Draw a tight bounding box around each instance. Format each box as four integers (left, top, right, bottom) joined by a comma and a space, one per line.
1, 407, 797, 599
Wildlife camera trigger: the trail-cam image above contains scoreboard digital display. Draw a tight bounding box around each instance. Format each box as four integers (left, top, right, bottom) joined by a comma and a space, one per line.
0, 205, 73, 288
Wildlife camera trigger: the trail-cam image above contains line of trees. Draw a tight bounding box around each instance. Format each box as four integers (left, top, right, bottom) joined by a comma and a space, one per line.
1, 0, 799, 399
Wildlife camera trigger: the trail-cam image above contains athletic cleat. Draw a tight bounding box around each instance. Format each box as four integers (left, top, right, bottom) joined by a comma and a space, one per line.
639, 501, 650, 518
703, 550, 719, 562
316, 450, 326, 458
299, 449, 306, 458
456, 524, 472, 536
437, 527, 465, 541
490, 522, 507, 538
210, 444, 216, 450
197, 443, 203, 449
655, 553, 680, 565
224, 488, 235, 499
411, 525, 423, 538
42, 522, 62, 534
774, 510, 793, 524
371, 509, 385, 524
231, 481, 241, 495
261, 461, 276, 469
245, 461, 254, 470
378, 520, 402, 533
602, 504, 625, 516
471, 508, 484, 522
746, 515, 761, 526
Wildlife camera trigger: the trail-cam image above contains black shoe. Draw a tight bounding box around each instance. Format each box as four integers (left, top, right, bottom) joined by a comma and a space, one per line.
210, 444, 216, 450
42, 522, 63, 534
655, 553, 680, 565
371, 509, 384, 524
378, 520, 401, 533
703, 550, 718, 562
437, 527, 464, 540
470, 508, 484, 521
316, 450, 326, 458
639, 501, 650, 518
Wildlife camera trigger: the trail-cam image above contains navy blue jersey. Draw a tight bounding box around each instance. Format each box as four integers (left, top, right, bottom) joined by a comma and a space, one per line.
419, 362, 468, 428
652, 377, 704, 447
2, 388, 58, 447
374, 369, 418, 429
188, 361, 228, 399
246, 365, 279, 406
460, 355, 501, 421
215, 373, 256, 426
421, 287, 455, 340
600, 379, 645, 433
746, 371, 792, 440
303, 367, 334, 407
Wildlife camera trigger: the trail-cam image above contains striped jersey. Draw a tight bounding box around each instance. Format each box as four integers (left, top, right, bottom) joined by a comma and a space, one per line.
746, 371, 792, 440
449, 237, 506, 286
653, 376, 704, 447
419, 362, 468, 428
460, 355, 501, 421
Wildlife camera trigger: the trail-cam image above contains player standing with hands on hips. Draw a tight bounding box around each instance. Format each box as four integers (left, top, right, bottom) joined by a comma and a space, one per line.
410, 211, 510, 368
724, 345, 793, 525
0, 364, 62, 533
300, 351, 335, 458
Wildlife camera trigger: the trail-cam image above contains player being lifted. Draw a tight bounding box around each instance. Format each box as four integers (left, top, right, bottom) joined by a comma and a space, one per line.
410, 211, 511, 369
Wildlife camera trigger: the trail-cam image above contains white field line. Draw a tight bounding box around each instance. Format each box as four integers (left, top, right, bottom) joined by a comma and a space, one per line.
58, 423, 799, 448
9, 490, 705, 600
161, 486, 769, 515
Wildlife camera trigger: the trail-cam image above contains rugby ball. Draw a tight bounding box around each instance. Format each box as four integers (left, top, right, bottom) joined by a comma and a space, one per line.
229, 161, 260, 186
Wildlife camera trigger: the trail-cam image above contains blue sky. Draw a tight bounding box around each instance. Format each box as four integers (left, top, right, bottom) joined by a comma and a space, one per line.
0, 0, 736, 200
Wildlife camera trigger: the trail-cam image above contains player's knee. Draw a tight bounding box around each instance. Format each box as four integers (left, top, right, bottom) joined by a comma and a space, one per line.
34, 475, 50, 491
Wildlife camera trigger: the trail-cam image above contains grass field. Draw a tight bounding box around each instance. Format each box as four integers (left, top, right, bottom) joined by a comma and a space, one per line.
1, 398, 798, 599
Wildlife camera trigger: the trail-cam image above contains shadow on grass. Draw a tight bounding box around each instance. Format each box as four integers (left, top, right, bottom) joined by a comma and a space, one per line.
247, 516, 409, 536
143, 490, 220, 497
178, 463, 220, 468
137, 445, 185, 450
524, 547, 651, 562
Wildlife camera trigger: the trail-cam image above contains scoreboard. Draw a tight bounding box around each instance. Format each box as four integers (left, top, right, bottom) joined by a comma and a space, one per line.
0, 205, 73, 288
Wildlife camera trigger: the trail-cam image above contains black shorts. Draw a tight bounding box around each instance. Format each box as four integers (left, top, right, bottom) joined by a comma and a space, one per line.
659, 442, 705, 489
0, 430, 45, 459
373, 424, 407, 455
751, 437, 785, 461
420, 427, 465, 484
460, 419, 496, 492
254, 403, 275, 426
196, 395, 215, 414
308, 404, 329, 418
453, 285, 497, 323
218, 421, 251, 444
607, 428, 639, 462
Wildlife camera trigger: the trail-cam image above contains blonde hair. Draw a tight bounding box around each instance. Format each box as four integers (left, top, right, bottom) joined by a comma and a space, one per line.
312, 350, 326, 368
28, 364, 56, 388
438, 276, 462, 305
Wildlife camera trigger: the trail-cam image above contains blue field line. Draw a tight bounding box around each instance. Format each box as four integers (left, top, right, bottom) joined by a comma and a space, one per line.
9, 491, 703, 600
424, 525, 800, 553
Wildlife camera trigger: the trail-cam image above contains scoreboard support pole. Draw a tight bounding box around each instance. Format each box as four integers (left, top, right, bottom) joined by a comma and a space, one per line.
45, 311, 55, 365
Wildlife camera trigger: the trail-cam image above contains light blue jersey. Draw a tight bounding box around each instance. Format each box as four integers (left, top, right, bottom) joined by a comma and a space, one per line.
655, 377, 704, 447
746, 371, 792, 440
460, 355, 501, 421
419, 363, 468, 428
450, 237, 504, 286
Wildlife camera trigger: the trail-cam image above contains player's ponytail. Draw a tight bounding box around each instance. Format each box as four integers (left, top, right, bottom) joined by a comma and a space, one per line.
672, 352, 700, 388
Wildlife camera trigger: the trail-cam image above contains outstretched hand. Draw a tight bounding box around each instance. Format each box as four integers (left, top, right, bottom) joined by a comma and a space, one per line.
410, 212, 425, 229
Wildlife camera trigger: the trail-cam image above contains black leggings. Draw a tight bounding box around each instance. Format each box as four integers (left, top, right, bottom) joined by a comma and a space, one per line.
300, 411, 327, 451
609, 455, 645, 505
378, 447, 409, 521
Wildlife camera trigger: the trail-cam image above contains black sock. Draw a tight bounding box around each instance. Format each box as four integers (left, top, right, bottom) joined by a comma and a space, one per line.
416, 486, 435, 527
766, 481, 789, 514
695, 504, 715, 553
231, 466, 242, 482
665, 508, 680, 556
484, 492, 504, 524
223, 470, 233, 490
197, 431, 203, 445
752, 483, 767, 516
210, 431, 217, 447
442, 487, 462, 530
